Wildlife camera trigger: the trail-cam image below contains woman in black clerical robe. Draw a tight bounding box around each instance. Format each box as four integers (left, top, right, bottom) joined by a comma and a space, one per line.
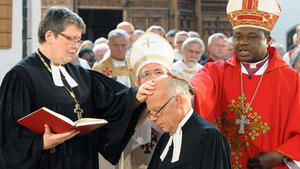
0, 6, 149, 169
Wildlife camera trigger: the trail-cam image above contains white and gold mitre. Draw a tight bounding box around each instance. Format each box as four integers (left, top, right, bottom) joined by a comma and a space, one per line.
128, 32, 175, 77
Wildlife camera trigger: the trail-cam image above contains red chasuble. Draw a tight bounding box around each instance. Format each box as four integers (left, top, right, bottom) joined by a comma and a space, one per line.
191, 47, 300, 169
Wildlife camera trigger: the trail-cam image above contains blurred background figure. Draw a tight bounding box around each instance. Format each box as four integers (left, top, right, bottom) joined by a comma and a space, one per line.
72, 40, 94, 69
271, 43, 286, 59
174, 31, 190, 62
283, 24, 300, 64
188, 31, 200, 38
117, 21, 135, 51
93, 43, 109, 64
290, 47, 300, 73
132, 29, 145, 43
172, 37, 204, 79
78, 47, 95, 68
165, 29, 179, 49
290, 33, 299, 51
78, 40, 94, 51
225, 36, 233, 60
146, 25, 166, 37
200, 33, 227, 66
94, 37, 108, 45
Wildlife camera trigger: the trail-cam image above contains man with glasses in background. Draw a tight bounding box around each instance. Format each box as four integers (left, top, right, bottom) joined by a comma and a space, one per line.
146, 72, 231, 169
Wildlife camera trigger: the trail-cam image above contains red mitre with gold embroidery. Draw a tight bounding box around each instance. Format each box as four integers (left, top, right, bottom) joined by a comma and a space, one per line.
227, 0, 281, 31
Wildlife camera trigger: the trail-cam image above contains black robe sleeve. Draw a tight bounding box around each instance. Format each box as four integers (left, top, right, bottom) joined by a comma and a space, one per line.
89, 70, 145, 164
197, 129, 232, 169
0, 68, 44, 169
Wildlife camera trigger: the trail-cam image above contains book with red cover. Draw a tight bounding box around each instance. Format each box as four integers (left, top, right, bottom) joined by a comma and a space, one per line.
17, 107, 108, 136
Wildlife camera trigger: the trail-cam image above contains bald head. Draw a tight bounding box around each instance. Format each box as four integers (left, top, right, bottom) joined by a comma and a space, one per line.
117, 21, 135, 48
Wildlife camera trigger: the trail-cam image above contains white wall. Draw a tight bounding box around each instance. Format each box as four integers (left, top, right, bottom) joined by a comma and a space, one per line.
28, 0, 41, 54
0, 0, 22, 84
271, 0, 300, 51
0, 0, 41, 84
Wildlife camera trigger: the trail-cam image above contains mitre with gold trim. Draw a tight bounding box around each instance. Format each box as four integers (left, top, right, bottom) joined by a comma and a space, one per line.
227, 0, 281, 31
128, 32, 175, 77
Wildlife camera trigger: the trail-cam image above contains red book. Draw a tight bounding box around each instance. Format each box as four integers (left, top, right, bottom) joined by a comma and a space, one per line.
17, 107, 108, 136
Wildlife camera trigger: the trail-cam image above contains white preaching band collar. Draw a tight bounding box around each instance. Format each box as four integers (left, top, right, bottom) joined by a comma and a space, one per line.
160, 108, 193, 163
50, 64, 78, 88
240, 55, 269, 75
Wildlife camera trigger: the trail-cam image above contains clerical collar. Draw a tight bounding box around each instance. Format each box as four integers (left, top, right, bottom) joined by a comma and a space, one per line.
241, 54, 269, 75
160, 108, 193, 163
50, 65, 78, 88
179, 108, 193, 128
37, 49, 78, 88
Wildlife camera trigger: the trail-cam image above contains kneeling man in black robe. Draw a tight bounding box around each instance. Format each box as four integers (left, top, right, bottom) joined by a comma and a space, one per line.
146, 73, 232, 169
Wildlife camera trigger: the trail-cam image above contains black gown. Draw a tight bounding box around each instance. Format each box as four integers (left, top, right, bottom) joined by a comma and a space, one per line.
0, 51, 144, 169
148, 111, 232, 169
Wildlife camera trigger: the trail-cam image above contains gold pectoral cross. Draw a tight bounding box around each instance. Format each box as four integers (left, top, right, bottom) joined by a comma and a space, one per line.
74, 103, 83, 120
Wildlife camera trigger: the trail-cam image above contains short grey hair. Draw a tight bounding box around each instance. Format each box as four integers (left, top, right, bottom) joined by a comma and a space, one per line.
296, 24, 300, 35
208, 33, 227, 46
93, 43, 109, 53
188, 31, 200, 38
181, 37, 205, 56
290, 47, 300, 68
38, 6, 86, 43
134, 29, 145, 35
146, 25, 166, 35
165, 72, 193, 102
108, 29, 129, 41
227, 36, 233, 44
175, 31, 190, 40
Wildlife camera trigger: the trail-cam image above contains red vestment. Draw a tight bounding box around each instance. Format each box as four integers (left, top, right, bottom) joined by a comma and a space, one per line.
191, 47, 300, 169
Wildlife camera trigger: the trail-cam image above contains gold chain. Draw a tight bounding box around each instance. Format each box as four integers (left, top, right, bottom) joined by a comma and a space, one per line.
36, 50, 83, 119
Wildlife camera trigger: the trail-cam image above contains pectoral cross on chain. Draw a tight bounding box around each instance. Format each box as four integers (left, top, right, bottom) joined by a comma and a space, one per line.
236, 114, 249, 134
74, 103, 83, 120
141, 38, 156, 48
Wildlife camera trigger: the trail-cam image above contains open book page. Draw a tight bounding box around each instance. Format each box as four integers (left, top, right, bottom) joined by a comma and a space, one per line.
75, 118, 108, 126
74, 118, 108, 136
42, 107, 75, 125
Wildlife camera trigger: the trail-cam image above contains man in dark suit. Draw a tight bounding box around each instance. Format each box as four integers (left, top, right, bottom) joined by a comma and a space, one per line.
146, 72, 232, 169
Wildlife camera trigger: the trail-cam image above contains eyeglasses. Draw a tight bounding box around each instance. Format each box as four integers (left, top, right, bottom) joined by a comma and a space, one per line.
140, 69, 167, 80
59, 32, 82, 45
149, 96, 175, 117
